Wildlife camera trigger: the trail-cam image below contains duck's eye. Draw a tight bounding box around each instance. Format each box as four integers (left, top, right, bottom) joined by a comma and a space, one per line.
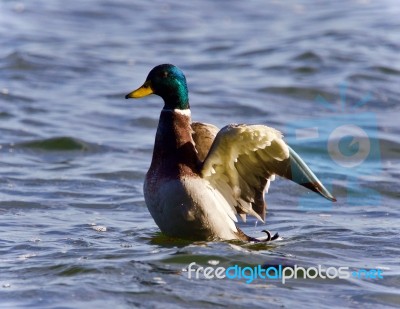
160, 71, 169, 78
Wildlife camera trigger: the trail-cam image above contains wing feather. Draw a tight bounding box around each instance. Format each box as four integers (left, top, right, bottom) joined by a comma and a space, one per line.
200, 124, 287, 222
191, 122, 218, 162
199, 124, 335, 223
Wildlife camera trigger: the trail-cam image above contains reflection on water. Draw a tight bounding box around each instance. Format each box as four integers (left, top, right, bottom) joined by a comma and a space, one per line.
1, 0, 399, 308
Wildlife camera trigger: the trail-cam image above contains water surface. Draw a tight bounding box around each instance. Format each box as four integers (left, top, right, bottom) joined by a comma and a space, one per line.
1, 1, 399, 308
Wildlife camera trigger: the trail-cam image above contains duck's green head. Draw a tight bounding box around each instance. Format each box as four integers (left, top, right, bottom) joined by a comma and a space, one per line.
125, 64, 190, 110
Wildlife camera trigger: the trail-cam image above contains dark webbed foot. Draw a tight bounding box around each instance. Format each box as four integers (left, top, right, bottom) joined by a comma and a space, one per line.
236, 227, 279, 242
260, 230, 279, 242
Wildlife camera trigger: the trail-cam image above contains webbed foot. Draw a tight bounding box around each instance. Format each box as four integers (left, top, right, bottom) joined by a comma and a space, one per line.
260, 230, 279, 242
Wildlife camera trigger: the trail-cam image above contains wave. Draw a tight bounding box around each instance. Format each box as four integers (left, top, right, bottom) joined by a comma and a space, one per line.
14, 136, 111, 153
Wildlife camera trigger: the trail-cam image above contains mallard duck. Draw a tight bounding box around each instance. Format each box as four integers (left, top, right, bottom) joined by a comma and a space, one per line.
125, 64, 336, 242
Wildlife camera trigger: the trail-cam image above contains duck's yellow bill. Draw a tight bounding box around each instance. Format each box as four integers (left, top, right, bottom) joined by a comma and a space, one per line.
125, 81, 153, 99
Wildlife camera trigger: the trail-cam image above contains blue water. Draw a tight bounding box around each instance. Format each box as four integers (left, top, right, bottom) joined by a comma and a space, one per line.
1, 0, 399, 308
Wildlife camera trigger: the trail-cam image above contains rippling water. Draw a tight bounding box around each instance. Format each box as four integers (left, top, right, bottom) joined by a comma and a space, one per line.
1, 0, 400, 308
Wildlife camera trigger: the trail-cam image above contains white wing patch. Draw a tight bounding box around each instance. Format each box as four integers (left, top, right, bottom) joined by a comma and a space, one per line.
201, 124, 289, 222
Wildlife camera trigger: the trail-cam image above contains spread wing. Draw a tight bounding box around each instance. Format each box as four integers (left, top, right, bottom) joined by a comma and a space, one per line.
198, 124, 336, 222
